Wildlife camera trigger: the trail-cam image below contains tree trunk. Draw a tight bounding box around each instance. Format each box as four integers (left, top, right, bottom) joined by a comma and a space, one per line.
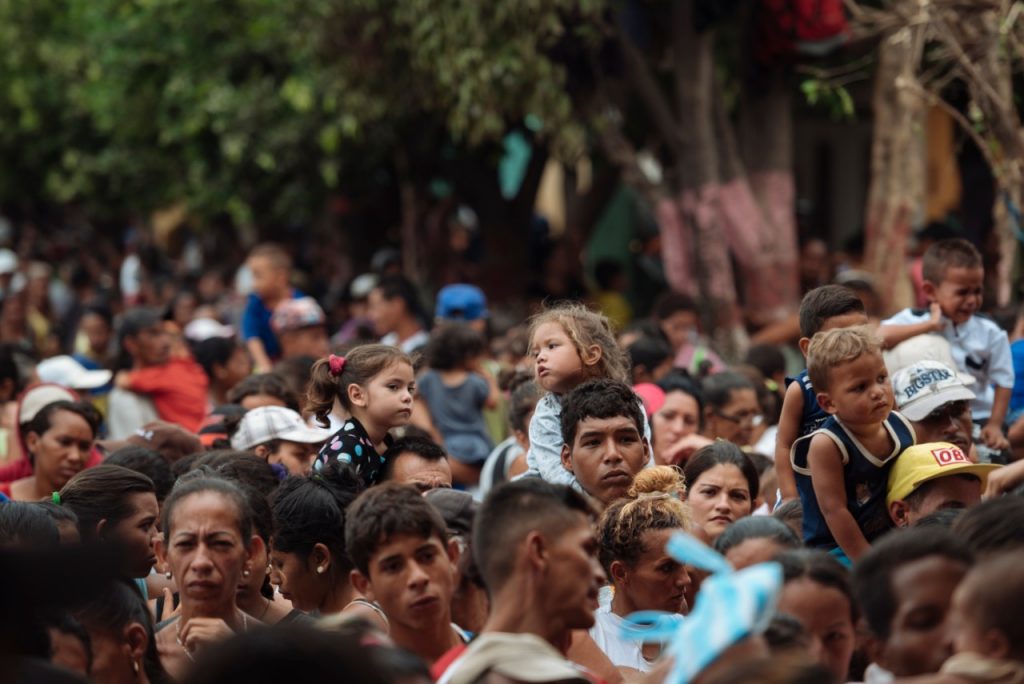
864, 21, 927, 315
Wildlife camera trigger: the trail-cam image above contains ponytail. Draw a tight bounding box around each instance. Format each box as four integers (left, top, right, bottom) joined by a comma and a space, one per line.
305, 344, 412, 427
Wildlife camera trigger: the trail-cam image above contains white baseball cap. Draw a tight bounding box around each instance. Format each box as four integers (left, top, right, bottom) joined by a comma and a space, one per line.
230, 406, 333, 451
184, 317, 235, 342
36, 356, 112, 391
891, 360, 976, 421
884, 334, 975, 386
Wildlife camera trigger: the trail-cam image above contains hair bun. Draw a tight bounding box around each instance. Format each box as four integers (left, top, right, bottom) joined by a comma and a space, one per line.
628, 465, 686, 498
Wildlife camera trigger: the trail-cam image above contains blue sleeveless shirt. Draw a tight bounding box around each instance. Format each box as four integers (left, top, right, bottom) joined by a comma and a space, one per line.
785, 369, 830, 438
791, 412, 915, 550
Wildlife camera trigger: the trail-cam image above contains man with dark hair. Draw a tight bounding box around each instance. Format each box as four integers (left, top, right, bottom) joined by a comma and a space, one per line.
109, 309, 208, 439
368, 275, 429, 354
559, 379, 649, 507
434, 479, 606, 683
345, 483, 463, 666
626, 336, 674, 385
853, 527, 973, 678
382, 437, 453, 493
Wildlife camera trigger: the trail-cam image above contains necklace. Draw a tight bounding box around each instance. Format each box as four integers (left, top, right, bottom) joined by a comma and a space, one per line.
175, 612, 249, 661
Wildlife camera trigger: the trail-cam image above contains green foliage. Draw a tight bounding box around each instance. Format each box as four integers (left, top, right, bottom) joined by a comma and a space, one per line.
800, 78, 855, 121
0, 0, 593, 224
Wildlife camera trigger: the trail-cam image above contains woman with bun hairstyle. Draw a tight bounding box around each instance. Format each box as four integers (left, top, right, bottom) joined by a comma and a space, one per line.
269, 460, 387, 629
591, 466, 692, 674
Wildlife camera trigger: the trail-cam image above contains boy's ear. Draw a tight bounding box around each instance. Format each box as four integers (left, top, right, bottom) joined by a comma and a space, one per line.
609, 559, 628, 586
350, 569, 373, 601
888, 500, 911, 528
641, 436, 651, 466
798, 337, 812, 357
921, 280, 938, 301
816, 391, 837, 415
560, 444, 574, 474
582, 344, 603, 367
253, 444, 271, 461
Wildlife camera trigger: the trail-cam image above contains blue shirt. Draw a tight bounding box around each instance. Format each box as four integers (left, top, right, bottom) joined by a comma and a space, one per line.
792, 412, 915, 550
240, 289, 302, 360
785, 369, 829, 438
1010, 340, 1024, 413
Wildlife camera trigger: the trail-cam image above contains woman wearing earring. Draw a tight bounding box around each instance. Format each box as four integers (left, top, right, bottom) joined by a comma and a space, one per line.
269, 460, 387, 629
75, 580, 166, 684
154, 470, 261, 680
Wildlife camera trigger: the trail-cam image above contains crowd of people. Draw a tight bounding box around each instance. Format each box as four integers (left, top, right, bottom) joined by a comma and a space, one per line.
2, 232, 1024, 684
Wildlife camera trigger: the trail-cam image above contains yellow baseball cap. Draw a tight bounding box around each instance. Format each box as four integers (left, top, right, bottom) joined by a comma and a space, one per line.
887, 442, 1001, 506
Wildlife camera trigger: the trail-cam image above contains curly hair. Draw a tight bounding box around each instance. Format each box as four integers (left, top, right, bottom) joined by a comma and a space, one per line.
597, 466, 690, 575
528, 302, 629, 385
806, 325, 882, 392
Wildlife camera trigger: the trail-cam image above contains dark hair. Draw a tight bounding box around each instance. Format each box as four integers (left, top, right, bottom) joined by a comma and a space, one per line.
473, 479, 596, 594
702, 657, 835, 684
955, 551, 1024, 660
744, 345, 787, 381
227, 373, 300, 412
81, 304, 114, 329
344, 482, 448, 576
425, 323, 486, 370
683, 441, 760, 500
0, 343, 24, 397
105, 446, 174, 502
560, 378, 644, 447
701, 371, 756, 411
192, 451, 280, 501
713, 516, 800, 555
0, 501, 59, 546
74, 580, 165, 683
118, 308, 163, 345
903, 474, 980, 513
776, 549, 857, 622
48, 611, 92, 671
853, 527, 972, 639
652, 291, 697, 321
181, 623, 396, 684
305, 344, 412, 424
627, 337, 673, 376
912, 508, 963, 529
20, 400, 101, 461
381, 436, 448, 481
507, 377, 543, 433
952, 497, 1024, 557
921, 238, 982, 285
192, 337, 240, 381
34, 501, 79, 530
272, 461, 363, 575
773, 498, 803, 537
59, 465, 156, 542
798, 285, 866, 339
593, 260, 624, 291
161, 471, 254, 542
763, 613, 811, 654
656, 370, 706, 431
373, 275, 427, 324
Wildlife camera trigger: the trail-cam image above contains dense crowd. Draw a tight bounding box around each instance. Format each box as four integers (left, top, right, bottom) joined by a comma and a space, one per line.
2, 231, 1024, 684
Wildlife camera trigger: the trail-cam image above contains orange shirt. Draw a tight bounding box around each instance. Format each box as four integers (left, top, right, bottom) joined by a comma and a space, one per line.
125, 358, 209, 433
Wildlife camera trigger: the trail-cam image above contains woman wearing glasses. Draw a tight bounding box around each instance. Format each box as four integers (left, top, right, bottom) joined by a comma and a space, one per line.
700, 371, 762, 448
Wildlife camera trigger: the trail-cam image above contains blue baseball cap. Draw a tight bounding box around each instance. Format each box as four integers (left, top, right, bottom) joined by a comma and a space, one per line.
436, 284, 488, 321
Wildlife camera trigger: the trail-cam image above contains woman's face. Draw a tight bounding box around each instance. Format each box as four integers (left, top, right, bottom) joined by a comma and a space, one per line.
686, 464, 753, 541
705, 388, 760, 446
162, 492, 251, 615
616, 528, 691, 615
27, 409, 94, 490
651, 391, 700, 465
778, 578, 855, 681
269, 548, 322, 613
108, 492, 160, 578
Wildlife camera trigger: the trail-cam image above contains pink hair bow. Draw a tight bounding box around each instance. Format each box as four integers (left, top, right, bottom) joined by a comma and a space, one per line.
328, 354, 346, 377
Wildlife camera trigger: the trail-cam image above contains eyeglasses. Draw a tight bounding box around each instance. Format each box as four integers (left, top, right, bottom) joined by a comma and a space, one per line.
713, 409, 764, 427
920, 400, 971, 425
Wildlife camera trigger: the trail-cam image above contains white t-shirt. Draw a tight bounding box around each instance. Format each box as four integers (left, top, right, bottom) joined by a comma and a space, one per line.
588, 605, 653, 673
380, 330, 429, 354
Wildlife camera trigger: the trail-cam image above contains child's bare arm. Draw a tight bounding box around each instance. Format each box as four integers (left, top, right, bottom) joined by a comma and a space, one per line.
808, 434, 871, 560
246, 338, 273, 374
877, 303, 943, 349
981, 386, 1012, 450
774, 381, 804, 502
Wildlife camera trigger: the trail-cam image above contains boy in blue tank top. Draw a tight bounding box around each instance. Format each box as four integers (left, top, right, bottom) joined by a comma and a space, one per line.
776, 286, 868, 503
791, 326, 915, 563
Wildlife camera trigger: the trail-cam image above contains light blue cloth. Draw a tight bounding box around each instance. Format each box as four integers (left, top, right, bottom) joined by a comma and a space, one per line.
619, 532, 782, 684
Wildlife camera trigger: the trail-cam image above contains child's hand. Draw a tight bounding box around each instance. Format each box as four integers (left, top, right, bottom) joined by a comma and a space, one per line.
928, 302, 944, 331
981, 423, 1010, 451
114, 371, 132, 390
